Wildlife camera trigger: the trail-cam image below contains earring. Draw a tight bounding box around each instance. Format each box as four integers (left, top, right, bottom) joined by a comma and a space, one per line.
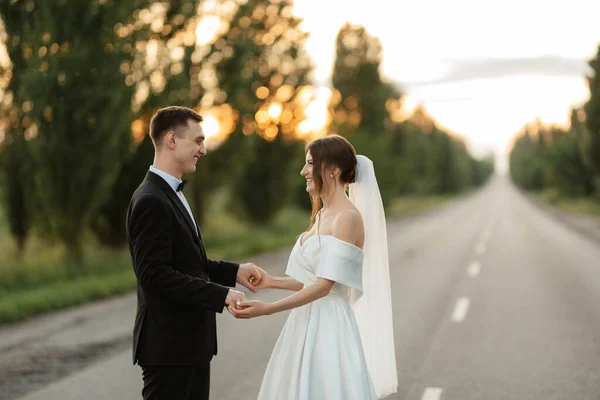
330, 174, 334, 178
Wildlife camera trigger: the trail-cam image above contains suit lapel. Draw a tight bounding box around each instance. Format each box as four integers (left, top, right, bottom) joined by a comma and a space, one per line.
165, 189, 201, 239
172, 194, 209, 265
191, 213, 204, 242
145, 172, 203, 248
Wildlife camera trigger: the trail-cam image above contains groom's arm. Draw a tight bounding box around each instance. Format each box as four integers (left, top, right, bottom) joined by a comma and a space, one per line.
206, 259, 239, 287
129, 195, 231, 313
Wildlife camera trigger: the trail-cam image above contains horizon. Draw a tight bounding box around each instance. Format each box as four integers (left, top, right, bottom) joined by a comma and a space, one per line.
292, 0, 600, 171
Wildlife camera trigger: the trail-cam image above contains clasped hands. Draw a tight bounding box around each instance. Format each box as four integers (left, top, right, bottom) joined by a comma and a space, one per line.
226, 263, 272, 319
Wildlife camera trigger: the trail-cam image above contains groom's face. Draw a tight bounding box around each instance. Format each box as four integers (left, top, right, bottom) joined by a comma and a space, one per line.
174, 119, 206, 174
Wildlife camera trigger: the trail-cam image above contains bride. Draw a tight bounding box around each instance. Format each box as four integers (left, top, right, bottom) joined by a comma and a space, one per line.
229, 134, 398, 399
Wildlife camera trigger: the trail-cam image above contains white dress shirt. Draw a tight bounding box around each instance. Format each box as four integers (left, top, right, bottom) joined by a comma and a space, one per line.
149, 165, 199, 235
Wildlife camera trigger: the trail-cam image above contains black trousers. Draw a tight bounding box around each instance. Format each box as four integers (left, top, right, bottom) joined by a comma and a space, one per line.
140, 364, 210, 400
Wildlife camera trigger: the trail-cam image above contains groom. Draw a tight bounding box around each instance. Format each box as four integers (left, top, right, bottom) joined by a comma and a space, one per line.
126, 106, 262, 400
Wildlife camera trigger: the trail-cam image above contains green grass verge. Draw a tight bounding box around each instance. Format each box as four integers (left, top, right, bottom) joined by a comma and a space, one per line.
0, 269, 136, 324
0, 208, 309, 325
387, 194, 452, 217
0, 196, 452, 325
534, 189, 600, 217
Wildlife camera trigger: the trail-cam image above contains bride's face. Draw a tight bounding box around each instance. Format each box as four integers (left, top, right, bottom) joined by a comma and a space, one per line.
300, 151, 316, 194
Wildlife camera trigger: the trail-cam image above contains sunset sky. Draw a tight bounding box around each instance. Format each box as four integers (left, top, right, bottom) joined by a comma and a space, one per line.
1, 0, 598, 173
292, 0, 600, 169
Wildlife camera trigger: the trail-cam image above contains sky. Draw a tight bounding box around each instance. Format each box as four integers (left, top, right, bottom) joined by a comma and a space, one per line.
292, 0, 600, 169
1, 1, 598, 172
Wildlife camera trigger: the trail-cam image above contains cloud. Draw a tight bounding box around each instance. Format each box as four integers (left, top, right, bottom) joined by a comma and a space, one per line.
402, 56, 591, 88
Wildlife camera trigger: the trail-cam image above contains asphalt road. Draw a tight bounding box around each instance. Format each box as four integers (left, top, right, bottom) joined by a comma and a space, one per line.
6, 174, 600, 400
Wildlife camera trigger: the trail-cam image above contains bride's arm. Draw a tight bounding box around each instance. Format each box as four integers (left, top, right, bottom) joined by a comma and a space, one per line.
265, 277, 334, 314
265, 212, 362, 314
268, 276, 304, 291
254, 266, 303, 291
231, 212, 361, 318
231, 277, 335, 318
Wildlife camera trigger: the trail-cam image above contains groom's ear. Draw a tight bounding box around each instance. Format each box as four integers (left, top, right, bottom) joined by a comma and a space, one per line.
165, 131, 177, 150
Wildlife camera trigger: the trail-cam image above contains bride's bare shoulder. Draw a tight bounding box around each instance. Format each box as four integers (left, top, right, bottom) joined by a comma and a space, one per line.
331, 208, 364, 248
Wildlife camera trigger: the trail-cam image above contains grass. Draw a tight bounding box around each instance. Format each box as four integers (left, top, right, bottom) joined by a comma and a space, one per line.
0, 207, 311, 325
0, 196, 451, 325
534, 189, 600, 217
0, 269, 136, 324
204, 207, 309, 260
387, 194, 452, 218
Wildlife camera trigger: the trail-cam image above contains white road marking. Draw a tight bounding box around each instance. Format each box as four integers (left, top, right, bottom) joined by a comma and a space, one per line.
422, 387, 443, 400
467, 261, 481, 277
452, 297, 470, 322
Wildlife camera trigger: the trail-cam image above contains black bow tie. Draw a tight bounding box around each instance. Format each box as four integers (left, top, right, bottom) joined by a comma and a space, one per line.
177, 179, 188, 192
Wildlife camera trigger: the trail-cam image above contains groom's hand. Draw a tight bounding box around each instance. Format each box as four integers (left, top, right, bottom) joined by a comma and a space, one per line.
236, 263, 262, 293
225, 289, 246, 310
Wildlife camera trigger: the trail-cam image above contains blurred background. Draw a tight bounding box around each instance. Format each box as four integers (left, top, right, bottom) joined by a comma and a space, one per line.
0, 0, 502, 322
0, 1, 599, 399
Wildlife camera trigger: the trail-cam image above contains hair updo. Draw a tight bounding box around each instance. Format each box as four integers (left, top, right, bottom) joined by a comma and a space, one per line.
305, 134, 357, 225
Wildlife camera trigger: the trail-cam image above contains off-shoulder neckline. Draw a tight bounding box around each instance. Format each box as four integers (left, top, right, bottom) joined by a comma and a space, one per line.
298, 233, 363, 252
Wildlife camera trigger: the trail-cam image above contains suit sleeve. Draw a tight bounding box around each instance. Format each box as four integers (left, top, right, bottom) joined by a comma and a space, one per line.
207, 259, 239, 287
129, 195, 230, 313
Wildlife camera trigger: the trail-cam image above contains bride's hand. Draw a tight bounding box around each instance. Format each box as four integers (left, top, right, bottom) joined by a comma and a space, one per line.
254, 267, 272, 290
229, 300, 272, 319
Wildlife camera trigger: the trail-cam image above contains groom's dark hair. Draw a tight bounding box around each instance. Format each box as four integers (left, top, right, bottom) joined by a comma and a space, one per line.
149, 106, 203, 145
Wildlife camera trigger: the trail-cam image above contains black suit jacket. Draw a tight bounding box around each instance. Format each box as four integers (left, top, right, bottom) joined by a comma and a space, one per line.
126, 171, 239, 366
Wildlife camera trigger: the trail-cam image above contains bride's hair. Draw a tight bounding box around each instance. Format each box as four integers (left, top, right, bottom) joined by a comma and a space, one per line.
305, 134, 357, 227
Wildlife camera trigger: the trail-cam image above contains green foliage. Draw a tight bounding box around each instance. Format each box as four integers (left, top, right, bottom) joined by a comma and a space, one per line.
331, 23, 401, 137
583, 45, 600, 197
471, 154, 495, 187
329, 25, 489, 204
0, 3, 493, 268
345, 128, 399, 207
0, 2, 207, 252
360, 116, 492, 203
211, 0, 313, 223
232, 134, 304, 224
91, 136, 154, 247
510, 125, 545, 190
509, 47, 600, 201
91, 8, 202, 246
0, 1, 192, 259
546, 128, 593, 197
0, 2, 38, 254
510, 113, 596, 199
0, 135, 31, 254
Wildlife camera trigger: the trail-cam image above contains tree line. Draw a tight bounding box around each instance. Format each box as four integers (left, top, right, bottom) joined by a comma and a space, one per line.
0, 0, 494, 262
509, 46, 600, 199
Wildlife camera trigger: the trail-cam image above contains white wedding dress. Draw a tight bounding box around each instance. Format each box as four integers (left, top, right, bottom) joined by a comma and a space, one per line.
257, 155, 398, 399
257, 234, 378, 400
